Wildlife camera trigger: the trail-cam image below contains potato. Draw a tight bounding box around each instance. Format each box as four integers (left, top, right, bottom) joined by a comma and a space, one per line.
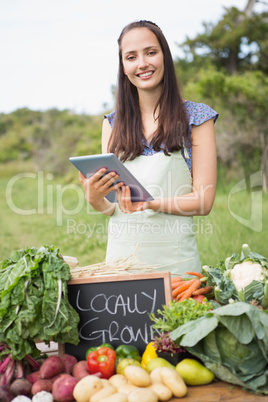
128, 388, 158, 402
160, 367, 187, 397
49, 373, 62, 384
26, 370, 41, 385
100, 393, 128, 402
32, 379, 52, 395
117, 383, 138, 395
40, 356, 65, 379
124, 365, 152, 387
108, 374, 128, 390
149, 367, 163, 384
52, 373, 79, 402
148, 383, 172, 401
73, 375, 103, 402
100, 378, 110, 387
61, 354, 78, 374
90, 384, 116, 401
72, 361, 90, 379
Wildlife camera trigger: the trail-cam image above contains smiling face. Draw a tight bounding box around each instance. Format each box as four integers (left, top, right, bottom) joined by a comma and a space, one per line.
121, 27, 164, 94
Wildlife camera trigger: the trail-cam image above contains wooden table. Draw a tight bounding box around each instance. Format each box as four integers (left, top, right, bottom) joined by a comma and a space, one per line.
170, 380, 268, 401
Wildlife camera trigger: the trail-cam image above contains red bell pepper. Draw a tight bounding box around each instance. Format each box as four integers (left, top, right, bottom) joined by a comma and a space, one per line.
87, 346, 116, 379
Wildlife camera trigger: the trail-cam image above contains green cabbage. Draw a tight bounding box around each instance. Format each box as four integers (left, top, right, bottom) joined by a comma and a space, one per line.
170, 302, 268, 394
202, 244, 268, 308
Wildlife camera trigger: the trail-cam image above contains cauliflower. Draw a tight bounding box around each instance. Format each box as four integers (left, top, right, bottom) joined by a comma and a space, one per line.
203, 244, 268, 308
230, 261, 265, 291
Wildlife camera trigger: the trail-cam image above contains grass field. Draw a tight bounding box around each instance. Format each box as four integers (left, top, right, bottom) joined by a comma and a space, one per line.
0, 172, 267, 267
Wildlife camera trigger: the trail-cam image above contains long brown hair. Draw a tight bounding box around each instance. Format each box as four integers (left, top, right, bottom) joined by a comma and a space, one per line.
108, 20, 190, 162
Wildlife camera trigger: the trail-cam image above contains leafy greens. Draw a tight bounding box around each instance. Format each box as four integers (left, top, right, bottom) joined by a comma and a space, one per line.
170, 302, 268, 394
0, 245, 80, 360
149, 297, 214, 332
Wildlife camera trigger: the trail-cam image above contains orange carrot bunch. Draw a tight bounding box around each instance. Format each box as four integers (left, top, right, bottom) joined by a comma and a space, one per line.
171, 272, 213, 301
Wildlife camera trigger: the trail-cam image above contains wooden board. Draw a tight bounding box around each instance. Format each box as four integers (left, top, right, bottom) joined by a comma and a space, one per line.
170, 380, 268, 401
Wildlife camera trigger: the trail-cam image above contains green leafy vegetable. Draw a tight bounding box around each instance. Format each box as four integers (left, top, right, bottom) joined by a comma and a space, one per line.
203, 244, 268, 308
149, 297, 214, 333
170, 302, 268, 394
0, 245, 80, 360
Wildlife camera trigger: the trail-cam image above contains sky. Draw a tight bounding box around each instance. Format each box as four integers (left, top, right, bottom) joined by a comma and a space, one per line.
1, 0, 249, 115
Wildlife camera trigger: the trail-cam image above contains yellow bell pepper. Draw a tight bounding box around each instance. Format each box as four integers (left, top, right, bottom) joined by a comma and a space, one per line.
141, 342, 158, 369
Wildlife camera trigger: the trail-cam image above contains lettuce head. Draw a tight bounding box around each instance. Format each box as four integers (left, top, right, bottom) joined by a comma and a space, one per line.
170, 302, 268, 394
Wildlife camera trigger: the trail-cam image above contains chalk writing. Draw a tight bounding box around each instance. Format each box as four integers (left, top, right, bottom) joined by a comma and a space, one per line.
64, 274, 171, 360
79, 318, 158, 344
76, 289, 157, 316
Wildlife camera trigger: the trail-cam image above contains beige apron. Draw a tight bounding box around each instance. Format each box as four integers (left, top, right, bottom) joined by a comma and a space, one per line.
105, 151, 201, 275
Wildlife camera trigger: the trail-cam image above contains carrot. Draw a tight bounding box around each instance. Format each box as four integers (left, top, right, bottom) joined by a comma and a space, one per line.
179, 279, 202, 301
172, 283, 186, 299
185, 271, 204, 279
171, 276, 182, 283
171, 281, 183, 290
192, 285, 213, 296
176, 289, 188, 301
172, 279, 196, 298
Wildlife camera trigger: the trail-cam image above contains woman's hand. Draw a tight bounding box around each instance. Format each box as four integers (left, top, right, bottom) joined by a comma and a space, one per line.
79, 168, 123, 214
115, 185, 148, 214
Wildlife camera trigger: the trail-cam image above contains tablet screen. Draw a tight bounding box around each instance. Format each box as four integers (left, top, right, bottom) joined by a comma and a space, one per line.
69, 153, 154, 203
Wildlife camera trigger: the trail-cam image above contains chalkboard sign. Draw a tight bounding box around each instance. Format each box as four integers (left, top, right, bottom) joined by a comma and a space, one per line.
61, 272, 171, 361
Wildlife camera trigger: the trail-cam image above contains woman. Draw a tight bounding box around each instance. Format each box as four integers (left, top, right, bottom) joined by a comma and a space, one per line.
80, 20, 218, 275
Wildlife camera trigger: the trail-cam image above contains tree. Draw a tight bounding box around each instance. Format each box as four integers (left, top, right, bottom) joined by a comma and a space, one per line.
195, 69, 268, 191
174, 0, 268, 192
0, 108, 103, 175
181, 0, 268, 74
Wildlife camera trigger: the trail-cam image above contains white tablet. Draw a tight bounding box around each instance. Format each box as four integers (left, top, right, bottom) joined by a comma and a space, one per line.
69, 153, 154, 203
